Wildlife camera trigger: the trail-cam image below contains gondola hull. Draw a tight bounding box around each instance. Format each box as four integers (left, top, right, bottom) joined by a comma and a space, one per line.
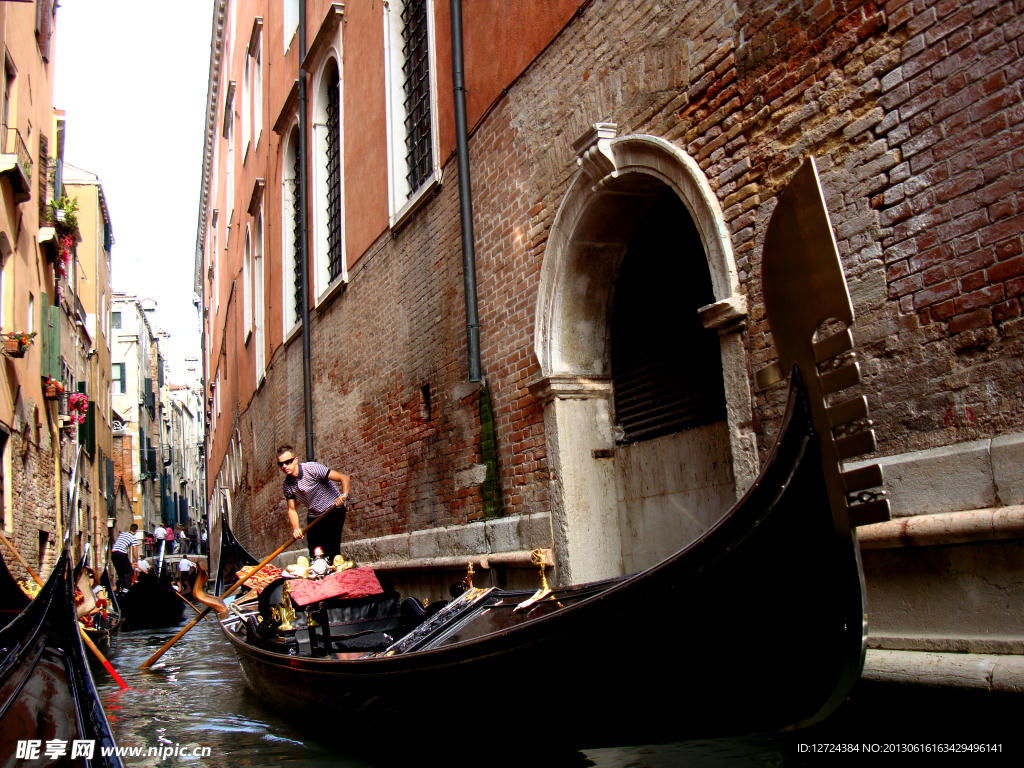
220, 382, 865, 746
0, 551, 122, 767
119, 577, 185, 630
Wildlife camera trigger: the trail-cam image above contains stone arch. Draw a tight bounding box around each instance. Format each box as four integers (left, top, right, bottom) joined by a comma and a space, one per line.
531, 125, 757, 585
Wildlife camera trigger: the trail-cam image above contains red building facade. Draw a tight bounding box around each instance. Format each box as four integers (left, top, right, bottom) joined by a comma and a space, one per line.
198, 0, 1024, 686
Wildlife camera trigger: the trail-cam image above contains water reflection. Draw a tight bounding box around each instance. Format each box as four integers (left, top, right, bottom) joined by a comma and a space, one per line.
92, 622, 1021, 767
93, 619, 368, 767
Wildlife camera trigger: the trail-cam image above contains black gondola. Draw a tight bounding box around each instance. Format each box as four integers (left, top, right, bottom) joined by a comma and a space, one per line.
0, 549, 123, 767
196, 157, 891, 747
118, 564, 185, 630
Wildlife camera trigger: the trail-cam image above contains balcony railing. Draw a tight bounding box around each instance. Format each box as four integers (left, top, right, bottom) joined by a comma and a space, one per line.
0, 125, 32, 203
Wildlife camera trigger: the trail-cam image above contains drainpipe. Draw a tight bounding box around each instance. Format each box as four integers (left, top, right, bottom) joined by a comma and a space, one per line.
450, 0, 481, 383
298, 0, 316, 460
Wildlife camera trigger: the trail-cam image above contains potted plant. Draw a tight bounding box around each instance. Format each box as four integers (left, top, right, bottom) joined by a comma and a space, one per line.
68, 392, 89, 419
47, 196, 80, 274
43, 376, 64, 400
3, 330, 36, 358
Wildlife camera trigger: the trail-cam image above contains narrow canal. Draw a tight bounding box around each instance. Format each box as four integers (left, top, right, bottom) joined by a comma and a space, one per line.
92, 619, 1020, 767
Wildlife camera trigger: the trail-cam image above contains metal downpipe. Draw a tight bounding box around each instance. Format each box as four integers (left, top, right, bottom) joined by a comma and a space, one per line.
298, 0, 316, 460
450, 0, 481, 383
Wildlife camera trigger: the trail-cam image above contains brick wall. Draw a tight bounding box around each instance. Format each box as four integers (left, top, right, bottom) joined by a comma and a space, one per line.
225, 0, 1022, 551
10, 429, 60, 577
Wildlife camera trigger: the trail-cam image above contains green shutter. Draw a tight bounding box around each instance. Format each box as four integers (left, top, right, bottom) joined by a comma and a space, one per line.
39, 303, 59, 380
79, 400, 95, 457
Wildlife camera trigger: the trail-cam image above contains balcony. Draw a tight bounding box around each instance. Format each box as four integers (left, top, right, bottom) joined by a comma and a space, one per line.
0, 126, 32, 204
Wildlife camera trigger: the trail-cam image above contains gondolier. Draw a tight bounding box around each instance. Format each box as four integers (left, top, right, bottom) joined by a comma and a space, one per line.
277, 445, 351, 561
111, 524, 138, 592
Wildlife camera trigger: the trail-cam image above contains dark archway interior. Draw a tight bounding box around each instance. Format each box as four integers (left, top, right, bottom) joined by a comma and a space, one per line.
611, 188, 726, 443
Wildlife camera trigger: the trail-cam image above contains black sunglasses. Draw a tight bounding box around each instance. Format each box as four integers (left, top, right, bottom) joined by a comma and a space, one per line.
277, 457, 296, 468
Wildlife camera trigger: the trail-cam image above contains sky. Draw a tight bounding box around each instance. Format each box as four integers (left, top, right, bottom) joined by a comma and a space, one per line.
52, 0, 212, 386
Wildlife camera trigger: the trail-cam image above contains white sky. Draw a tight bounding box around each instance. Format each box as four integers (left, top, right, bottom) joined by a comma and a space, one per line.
52, 0, 212, 386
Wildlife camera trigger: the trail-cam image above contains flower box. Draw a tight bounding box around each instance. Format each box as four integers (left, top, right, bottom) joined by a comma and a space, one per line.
4, 338, 25, 357
45, 384, 61, 399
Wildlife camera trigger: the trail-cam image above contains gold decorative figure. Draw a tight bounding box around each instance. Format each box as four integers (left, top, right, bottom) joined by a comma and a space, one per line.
514, 549, 554, 612
270, 583, 297, 631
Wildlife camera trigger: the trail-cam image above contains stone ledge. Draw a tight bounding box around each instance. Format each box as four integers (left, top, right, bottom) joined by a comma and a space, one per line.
869, 635, 1024, 656
846, 430, 1024, 516
858, 506, 1024, 549
863, 649, 1024, 693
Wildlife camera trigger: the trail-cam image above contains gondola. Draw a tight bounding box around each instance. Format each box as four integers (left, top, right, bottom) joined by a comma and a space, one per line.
118, 560, 185, 630
196, 157, 891, 747
73, 550, 122, 656
0, 548, 123, 766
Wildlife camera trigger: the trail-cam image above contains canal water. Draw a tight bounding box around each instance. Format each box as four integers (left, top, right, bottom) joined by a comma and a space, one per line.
92, 619, 1022, 767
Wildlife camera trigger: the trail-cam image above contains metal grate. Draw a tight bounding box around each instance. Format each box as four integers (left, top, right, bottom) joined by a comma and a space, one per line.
38, 133, 48, 220
611, 191, 726, 444
325, 64, 343, 283
292, 137, 303, 323
401, 0, 432, 193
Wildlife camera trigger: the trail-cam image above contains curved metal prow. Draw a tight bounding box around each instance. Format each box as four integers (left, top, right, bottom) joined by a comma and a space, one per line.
192, 561, 228, 617
758, 157, 890, 531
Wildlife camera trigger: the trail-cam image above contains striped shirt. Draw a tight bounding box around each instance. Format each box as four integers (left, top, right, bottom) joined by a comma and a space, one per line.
112, 532, 136, 554
283, 461, 341, 519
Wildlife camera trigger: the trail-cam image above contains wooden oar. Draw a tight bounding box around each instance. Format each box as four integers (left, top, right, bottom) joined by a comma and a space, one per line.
0, 531, 129, 691
173, 588, 212, 622
139, 508, 336, 669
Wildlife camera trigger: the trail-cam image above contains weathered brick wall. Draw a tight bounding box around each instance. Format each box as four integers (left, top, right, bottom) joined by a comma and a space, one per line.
508, 0, 1023, 456
10, 427, 60, 577
228, 0, 1022, 552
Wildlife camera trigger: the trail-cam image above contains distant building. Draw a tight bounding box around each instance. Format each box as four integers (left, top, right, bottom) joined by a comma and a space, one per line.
0, 1, 66, 574
63, 162, 117, 564
165, 383, 204, 528
111, 294, 168, 533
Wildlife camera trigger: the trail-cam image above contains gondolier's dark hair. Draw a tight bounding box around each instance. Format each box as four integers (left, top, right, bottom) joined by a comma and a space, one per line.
277, 444, 296, 457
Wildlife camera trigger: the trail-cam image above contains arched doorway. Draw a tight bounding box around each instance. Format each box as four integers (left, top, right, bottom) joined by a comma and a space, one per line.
532, 126, 757, 584
610, 188, 734, 573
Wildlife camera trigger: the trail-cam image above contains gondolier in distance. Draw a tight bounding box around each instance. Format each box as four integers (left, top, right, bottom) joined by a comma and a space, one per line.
277, 445, 351, 561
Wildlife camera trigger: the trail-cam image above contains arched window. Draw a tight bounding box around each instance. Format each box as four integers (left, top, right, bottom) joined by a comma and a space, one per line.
383, 0, 439, 225
312, 57, 344, 295
281, 125, 302, 332
243, 226, 252, 338
254, 210, 265, 381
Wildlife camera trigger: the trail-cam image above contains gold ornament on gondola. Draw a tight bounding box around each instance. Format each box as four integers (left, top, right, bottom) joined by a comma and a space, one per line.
270, 582, 297, 631
18, 579, 41, 599
513, 549, 557, 612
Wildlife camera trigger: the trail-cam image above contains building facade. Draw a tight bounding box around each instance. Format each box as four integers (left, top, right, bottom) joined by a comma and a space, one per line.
0, 1, 67, 575
111, 293, 170, 533
62, 163, 117, 566
198, 0, 1024, 687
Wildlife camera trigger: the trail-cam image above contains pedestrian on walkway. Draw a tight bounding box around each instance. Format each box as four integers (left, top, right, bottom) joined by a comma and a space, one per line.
188, 521, 199, 555
153, 523, 167, 559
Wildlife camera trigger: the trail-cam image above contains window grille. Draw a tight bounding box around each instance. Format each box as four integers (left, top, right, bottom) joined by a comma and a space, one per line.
611, 192, 726, 444
292, 144, 303, 322
325, 65, 343, 284
401, 0, 432, 193
38, 133, 48, 220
